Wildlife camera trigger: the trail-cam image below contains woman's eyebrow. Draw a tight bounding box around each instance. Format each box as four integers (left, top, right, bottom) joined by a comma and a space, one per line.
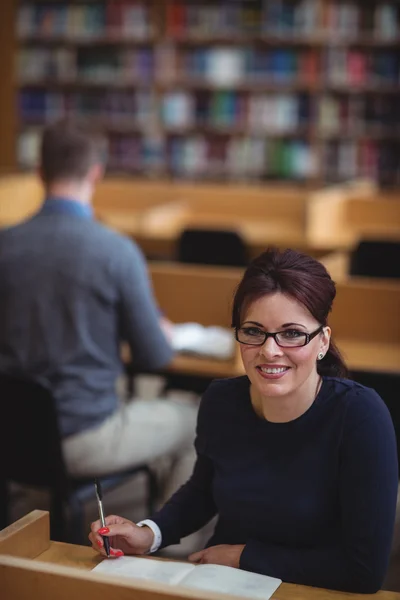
242, 321, 308, 329
281, 322, 307, 329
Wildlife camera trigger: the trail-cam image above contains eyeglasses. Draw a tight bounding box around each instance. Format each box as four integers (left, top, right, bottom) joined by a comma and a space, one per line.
235, 325, 324, 348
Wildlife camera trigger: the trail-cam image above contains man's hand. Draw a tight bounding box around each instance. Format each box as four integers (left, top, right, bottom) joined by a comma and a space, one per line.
189, 544, 245, 568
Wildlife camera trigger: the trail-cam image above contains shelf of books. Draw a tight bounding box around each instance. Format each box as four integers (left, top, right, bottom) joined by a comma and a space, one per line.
15, 0, 400, 185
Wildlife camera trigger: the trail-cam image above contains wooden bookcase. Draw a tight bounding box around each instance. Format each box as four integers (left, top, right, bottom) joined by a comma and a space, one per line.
6, 0, 400, 185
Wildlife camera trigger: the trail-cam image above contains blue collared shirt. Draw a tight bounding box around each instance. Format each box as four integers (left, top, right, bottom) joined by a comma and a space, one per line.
40, 196, 93, 219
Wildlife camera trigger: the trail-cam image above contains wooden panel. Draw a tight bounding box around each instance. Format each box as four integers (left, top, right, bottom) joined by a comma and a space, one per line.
345, 199, 400, 241
172, 186, 308, 223
332, 280, 400, 344
306, 180, 398, 250
93, 178, 175, 211
149, 262, 242, 327
306, 188, 357, 250
33, 540, 400, 600
36, 541, 102, 571
0, 510, 50, 559
0, 555, 242, 600
94, 181, 307, 217
337, 340, 400, 375
93, 179, 319, 259
170, 181, 308, 200
167, 350, 245, 378
0, 173, 43, 226
1, 515, 400, 600
319, 252, 350, 281
2, 552, 400, 600
0, 0, 17, 170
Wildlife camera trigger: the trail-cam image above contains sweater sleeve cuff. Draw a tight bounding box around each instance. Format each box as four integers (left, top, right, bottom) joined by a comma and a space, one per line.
136, 519, 162, 553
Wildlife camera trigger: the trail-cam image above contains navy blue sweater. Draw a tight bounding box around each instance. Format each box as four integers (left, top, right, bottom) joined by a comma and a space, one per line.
152, 376, 398, 593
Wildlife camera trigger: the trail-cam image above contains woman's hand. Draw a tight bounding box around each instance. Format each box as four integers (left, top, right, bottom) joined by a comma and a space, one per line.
89, 514, 154, 558
189, 544, 245, 568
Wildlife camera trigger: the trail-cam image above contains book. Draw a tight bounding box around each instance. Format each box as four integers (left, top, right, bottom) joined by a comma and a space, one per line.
171, 323, 235, 359
93, 556, 282, 600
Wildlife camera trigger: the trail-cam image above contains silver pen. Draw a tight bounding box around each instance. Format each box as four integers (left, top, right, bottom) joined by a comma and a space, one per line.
94, 478, 111, 557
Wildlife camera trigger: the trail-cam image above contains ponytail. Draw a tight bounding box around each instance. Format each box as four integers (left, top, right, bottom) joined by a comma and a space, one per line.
317, 337, 348, 378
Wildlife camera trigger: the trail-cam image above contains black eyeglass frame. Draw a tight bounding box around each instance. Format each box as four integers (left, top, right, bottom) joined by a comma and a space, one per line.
235, 325, 325, 348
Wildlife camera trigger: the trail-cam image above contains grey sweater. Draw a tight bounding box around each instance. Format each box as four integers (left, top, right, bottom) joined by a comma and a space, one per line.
0, 200, 173, 437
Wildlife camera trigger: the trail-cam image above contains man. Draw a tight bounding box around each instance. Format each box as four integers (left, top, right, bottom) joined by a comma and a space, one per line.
0, 120, 196, 496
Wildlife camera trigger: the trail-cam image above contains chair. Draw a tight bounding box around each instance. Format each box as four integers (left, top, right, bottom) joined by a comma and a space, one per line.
0, 373, 158, 543
177, 228, 248, 267
349, 240, 400, 279
350, 370, 400, 478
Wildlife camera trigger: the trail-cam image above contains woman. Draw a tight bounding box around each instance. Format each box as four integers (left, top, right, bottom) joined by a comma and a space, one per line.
90, 248, 398, 593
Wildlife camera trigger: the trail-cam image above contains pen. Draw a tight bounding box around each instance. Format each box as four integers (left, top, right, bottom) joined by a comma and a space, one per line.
94, 478, 111, 557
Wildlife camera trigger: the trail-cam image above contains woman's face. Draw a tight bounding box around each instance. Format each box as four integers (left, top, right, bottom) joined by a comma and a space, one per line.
239, 292, 331, 403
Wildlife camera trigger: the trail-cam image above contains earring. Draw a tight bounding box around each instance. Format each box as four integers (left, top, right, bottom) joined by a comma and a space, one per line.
317, 352, 324, 360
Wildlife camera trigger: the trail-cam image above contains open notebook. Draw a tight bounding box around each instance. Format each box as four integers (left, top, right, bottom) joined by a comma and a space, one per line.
93, 556, 281, 600
171, 323, 235, 360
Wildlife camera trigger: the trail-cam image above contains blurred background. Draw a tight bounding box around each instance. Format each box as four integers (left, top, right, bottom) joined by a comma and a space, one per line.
0, 0, 399, 185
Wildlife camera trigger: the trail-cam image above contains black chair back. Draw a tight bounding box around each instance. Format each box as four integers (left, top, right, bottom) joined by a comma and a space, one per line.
0, 373, 69, 538
1, 373, 67, 491
177, 228, 248, 267
351, 370, 400, 478
0, 373, 158, 541
350, 240, 400, 279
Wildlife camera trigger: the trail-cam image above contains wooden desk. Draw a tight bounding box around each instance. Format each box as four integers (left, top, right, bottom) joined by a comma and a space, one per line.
122, 343, 245, 380
125, 337, 400, 381
0, 174, 375, 257
102, 210, 326, 261
307, 188, 400, 251
98, 183, 335, 259
0, 173, 42, 227
94, 178, 179, 252
345, 199, 400, 243
2, 511, 399, 600
335, 340, 400, 375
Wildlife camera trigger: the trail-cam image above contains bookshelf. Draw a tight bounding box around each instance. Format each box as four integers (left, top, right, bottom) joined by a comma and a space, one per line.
9, 0, 400, 185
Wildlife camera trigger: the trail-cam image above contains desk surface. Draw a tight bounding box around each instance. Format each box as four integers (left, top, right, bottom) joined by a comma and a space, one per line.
338, 340, 400, 375
34, 541, 400, 600
2, 509, 400, 600
123, 338, 400, 379
168, 340, 400, 377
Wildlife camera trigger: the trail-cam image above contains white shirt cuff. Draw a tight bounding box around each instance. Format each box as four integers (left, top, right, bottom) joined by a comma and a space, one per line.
136, 519, 162, 553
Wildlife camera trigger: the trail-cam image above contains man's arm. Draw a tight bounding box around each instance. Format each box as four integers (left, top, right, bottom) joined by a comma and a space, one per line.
117, 240, 174, 370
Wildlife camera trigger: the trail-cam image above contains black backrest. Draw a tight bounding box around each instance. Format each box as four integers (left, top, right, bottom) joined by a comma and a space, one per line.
350, 241, 400, 279
177, 228, 248, 267
0, 373, 68, 494
350, 370, 400, 477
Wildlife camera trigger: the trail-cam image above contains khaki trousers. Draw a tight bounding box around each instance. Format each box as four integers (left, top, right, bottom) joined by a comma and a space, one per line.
62, 396, 198, 501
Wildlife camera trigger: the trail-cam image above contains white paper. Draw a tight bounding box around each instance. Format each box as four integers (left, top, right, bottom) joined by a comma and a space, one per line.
183, 564, 282, 600
93, 556, 194, 585
93, 556, 282, 600
172, 323, 235, 359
